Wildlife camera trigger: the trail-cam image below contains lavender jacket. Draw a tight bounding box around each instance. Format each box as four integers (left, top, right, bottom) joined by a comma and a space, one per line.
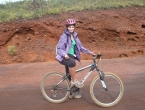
56, 29, 91, 62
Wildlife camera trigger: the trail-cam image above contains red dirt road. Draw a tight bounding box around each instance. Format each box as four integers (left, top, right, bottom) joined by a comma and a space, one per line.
0, 57, 145, 110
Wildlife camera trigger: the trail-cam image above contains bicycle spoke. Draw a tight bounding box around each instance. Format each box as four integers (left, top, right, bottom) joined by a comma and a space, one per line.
40, 72, 70, 103
90, 72, 124, 107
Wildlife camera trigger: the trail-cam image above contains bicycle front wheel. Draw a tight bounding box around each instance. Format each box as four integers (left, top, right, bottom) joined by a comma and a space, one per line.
90, 72, 124, 107
40, 71, 70, 103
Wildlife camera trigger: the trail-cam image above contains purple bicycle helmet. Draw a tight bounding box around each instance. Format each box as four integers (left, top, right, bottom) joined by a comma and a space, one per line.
66, 19, 76, 27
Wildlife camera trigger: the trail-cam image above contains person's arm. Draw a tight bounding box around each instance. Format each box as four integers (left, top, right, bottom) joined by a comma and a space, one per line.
57, 34, 68, 57
77, 37, 94, 55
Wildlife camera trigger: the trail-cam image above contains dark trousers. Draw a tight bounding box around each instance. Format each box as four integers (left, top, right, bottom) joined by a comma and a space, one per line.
59, 54, 76, 81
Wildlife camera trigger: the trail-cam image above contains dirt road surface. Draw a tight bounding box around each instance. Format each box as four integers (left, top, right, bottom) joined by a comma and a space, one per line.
0, 57, 145, 110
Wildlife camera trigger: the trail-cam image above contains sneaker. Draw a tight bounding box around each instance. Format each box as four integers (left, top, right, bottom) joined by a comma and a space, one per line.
73, 80, 84, 88
69, 94, 81, 99
69, 94, 73, 98
74, 94, 81, 98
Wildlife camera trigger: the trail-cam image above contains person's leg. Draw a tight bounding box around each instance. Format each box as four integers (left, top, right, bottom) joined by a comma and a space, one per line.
59, 57, 83, 88
69, 67, 76, 82
65, 66, 71, 81
68, 66, 83, 89
59, 57, 82, 98
60, 57, 76, 81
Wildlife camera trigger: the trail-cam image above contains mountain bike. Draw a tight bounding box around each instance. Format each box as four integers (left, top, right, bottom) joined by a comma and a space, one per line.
40, 54, 124, 107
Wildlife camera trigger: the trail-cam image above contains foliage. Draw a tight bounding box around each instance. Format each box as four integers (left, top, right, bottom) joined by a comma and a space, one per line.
8, 46, 17, 55
0, 0, 145, 23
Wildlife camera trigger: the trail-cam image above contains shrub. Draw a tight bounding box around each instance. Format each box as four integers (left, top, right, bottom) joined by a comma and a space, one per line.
0, 0, 145, 23
8, 46, 17, 55
0, 11, 8, 22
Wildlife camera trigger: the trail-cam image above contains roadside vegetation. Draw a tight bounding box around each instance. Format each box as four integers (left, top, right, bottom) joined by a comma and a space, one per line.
0, 0, 145, 23
8, 46, 17, 55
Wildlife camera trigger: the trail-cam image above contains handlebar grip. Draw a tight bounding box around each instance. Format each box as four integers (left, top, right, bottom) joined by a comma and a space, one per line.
92, 54, 103, 60
97, 54, 103, 58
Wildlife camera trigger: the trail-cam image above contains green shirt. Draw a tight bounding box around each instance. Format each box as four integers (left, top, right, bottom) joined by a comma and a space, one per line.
69, 39, 76, 55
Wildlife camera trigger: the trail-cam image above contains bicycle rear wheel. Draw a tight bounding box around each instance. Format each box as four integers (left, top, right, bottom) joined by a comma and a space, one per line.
90, 72, 124, 107
40, 71, 70, 103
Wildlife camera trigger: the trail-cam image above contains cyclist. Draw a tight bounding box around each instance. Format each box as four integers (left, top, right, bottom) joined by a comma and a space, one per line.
56, 19, 95, 98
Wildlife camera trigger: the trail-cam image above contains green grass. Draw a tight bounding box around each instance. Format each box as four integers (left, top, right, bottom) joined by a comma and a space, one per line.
8, 46, 17, 55
0, 0, 145, 23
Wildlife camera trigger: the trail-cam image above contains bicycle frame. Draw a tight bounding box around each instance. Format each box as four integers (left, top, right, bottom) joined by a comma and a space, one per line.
77, 59, 104, 80
55, 55, 107, 90
76, 63, 98, 83
41, 54, 123, 106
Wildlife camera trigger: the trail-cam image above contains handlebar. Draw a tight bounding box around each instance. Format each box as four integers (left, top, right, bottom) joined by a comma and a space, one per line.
92, 54, 103, 62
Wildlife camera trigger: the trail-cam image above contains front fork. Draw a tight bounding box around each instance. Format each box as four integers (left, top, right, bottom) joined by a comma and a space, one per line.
99, 71, 108, 91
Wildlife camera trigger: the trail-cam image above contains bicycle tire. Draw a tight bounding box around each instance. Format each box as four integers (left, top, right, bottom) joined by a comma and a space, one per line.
90, 72, 124, 107
40, 71, 71, 103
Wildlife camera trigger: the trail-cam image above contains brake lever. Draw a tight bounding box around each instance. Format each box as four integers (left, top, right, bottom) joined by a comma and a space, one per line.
97, 54, 103, 59
97, 54, 103, 63
92, 54, 103, 61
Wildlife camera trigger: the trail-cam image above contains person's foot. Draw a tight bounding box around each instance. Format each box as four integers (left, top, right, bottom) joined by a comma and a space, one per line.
69, 94, 73, 98
74, 94, 81, 98
69, 94, 81, 99
72, 80, 84, 88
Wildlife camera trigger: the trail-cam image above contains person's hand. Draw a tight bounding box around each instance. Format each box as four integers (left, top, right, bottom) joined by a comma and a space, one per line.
90, 51, 95, 55
98, 52, 101, 55
64, 54, 69, 59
